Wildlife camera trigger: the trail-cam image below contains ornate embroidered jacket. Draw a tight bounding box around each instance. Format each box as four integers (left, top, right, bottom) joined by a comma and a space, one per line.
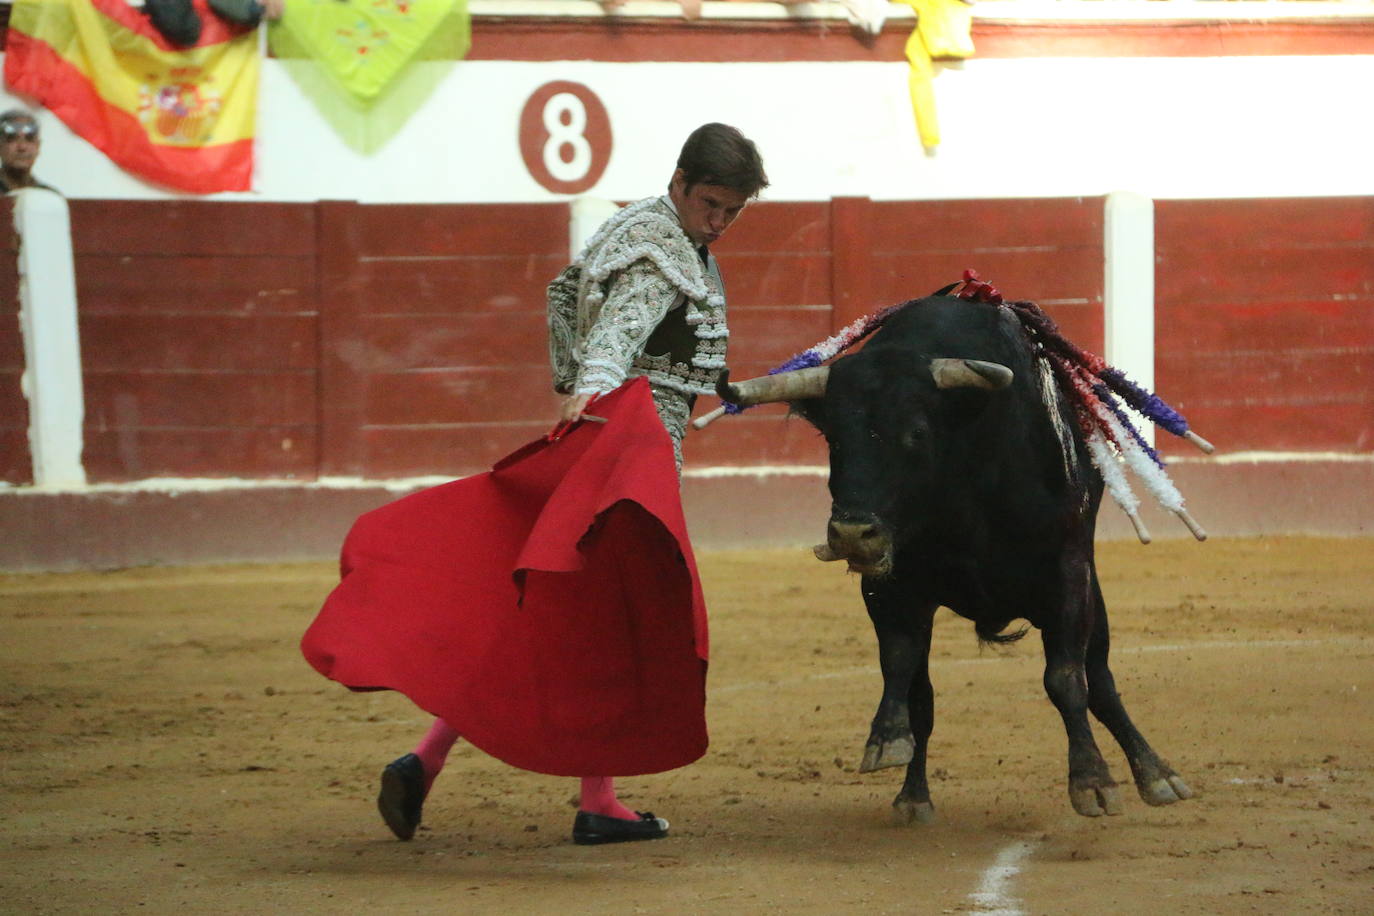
548, 195, 728, 399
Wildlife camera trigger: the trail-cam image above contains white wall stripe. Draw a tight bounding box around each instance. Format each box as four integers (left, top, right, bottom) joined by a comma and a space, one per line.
1104, 191, 1156, 449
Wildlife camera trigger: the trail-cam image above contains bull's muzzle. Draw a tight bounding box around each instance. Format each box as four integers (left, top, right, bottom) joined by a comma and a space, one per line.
818, 517, 893, 577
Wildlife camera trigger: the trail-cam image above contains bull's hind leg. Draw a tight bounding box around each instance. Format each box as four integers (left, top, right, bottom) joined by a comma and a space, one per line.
1084, 570, 1194, 807
860, 579, 934, 774
1041, 556, 1124, 817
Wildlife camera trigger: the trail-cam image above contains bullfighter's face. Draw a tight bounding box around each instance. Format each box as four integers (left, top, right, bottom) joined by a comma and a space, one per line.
669, 170, 750, 247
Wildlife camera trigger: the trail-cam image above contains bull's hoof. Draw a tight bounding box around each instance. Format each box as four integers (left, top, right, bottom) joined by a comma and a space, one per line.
1139, 774, 1194, 807
1131, 757, 1196, 807
859, 734, 914, 773
1069, 783, 1124, 818
892, 797, 936, 826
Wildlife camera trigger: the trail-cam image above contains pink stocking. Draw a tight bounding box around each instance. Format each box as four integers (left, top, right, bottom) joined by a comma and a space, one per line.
579, 776, 638, 821
413, 719, 460, 792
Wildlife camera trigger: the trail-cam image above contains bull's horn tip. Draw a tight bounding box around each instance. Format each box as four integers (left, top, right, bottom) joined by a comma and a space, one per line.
714, 368, 739, 403
930, 358, 1014, 391
968, 359, 1014, 389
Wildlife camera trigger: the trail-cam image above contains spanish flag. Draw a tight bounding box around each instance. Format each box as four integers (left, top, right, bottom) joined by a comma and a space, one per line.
4, 0, 259, 193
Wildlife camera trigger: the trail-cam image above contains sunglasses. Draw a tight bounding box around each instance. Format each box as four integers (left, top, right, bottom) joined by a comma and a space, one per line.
1, 122, 39, 141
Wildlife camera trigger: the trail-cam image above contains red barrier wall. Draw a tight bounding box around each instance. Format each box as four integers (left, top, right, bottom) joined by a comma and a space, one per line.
0, 197, 28, 484
863, 197, 1105, 351
1155, 197, 1374, 457
6, 194, 1367, 487
70, 200, 320, 481
316, 201, 569, 477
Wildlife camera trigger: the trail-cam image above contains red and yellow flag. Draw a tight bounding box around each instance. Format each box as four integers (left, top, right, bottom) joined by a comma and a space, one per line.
4, 0, 259, 193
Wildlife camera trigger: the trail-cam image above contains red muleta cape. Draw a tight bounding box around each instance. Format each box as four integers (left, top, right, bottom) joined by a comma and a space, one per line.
301, 379, 708, 777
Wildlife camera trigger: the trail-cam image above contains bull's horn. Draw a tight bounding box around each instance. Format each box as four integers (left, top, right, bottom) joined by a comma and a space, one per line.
930, 358, 1014, 390
813, 542, 844, 562
715, 366, 830, 406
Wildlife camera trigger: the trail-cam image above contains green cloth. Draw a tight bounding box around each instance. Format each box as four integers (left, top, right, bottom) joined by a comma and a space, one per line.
269, 0, 470, 154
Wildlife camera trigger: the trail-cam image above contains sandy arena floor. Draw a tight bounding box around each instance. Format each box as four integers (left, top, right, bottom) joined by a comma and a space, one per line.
2, 535, 1372, 915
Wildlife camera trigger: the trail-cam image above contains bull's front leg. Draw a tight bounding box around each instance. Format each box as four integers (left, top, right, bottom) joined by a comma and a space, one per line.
892, 615, 938, 824
859, 578, 933, 773
860, 578, 939, 824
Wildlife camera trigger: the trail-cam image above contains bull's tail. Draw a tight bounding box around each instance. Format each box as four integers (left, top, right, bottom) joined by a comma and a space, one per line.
975, 619, 1029, 645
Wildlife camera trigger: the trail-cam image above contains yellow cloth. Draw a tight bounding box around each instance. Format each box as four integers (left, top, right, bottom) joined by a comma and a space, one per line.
897, 0, 974, 150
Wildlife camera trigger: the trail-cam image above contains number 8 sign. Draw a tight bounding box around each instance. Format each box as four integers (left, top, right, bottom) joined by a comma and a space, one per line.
519, 81, 613, 195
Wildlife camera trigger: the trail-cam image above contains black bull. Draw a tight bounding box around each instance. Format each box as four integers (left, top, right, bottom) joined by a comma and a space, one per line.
716, 296, 1193, 823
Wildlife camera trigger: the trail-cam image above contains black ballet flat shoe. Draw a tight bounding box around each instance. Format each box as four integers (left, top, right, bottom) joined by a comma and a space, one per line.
572, 810, 670, 845
377, 753, 427, 841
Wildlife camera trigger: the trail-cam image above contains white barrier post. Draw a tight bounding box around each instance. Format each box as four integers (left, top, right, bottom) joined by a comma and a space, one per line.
15, 188, 87, 488
1104, 191, 1156, 448
568, 196, 619, 260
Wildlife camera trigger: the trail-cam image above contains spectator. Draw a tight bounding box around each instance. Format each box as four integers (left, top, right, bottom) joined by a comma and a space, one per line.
0, 110, 57, 194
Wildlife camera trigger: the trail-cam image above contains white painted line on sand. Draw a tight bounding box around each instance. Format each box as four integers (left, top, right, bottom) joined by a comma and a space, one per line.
968, 839, 1037, 916
1123, 636, 1368, 654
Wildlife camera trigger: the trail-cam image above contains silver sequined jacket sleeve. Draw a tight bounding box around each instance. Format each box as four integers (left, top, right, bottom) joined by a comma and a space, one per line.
574, 258, 682, 396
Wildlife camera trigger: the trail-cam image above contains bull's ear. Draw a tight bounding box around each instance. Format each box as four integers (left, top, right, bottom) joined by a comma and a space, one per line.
929, 358, 1013, 390
789, 396, 827, 431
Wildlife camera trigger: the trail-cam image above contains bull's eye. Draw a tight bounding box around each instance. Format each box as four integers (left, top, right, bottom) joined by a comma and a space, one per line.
902, 425, 928, 451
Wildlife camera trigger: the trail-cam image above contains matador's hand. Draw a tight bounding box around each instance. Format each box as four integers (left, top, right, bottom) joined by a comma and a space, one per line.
559, 393, 593, 425
548, 392, 600, 441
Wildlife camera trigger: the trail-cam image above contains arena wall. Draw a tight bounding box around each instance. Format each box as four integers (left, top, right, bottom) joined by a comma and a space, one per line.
3, 191, 1371, 569
4, 194, 1110, 483
2, 5, 1372, 568
1154, 197, 1374, 455
7, 193, 1370, 483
